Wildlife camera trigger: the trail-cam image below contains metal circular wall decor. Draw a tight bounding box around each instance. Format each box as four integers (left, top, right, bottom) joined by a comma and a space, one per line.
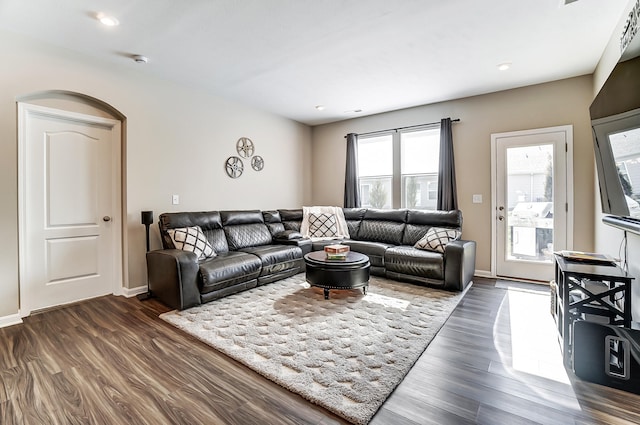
225, 156, 244, 178
251, 155, 264, 171
236, 137, 255, 158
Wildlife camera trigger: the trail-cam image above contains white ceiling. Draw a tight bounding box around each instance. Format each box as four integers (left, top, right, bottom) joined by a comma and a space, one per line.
0, 0, 629, 125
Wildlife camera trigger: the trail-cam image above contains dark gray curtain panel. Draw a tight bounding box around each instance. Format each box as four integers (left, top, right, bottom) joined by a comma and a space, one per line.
437, 118, 458, 211
344, 133, 361, 208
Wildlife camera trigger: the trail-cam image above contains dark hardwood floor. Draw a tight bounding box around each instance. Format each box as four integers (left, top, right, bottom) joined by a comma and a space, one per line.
2, 277, 640, 424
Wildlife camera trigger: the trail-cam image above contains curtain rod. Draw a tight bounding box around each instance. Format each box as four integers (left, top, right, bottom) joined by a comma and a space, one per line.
345, 118, 460, 138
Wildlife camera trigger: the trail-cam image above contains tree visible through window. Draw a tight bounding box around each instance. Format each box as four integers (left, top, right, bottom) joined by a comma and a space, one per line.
369, 181, 388, 208
357, 135, 393, 208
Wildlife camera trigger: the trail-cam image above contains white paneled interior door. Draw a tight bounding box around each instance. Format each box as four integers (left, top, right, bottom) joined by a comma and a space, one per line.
19, 104, 121, 315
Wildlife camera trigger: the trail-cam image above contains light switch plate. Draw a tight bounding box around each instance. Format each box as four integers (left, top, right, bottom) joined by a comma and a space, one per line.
172, 194, 179, 205
472, 194, 482, 204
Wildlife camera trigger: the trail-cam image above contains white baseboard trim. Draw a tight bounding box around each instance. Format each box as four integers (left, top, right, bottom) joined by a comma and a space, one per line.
122, 285, 149, 298
0, 313, 23, 328
474, 270, 494, 278
2, 285, 148, 327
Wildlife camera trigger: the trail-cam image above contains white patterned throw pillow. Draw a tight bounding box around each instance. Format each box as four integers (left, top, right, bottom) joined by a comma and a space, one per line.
308, 213, 338, 238
414, 227, 461, 253
168, 226, 216, 260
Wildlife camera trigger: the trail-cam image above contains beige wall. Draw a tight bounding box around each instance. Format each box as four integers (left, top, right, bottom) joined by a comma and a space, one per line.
311, 76, 595, 273
0, 30, 312, 319
2, 1, 632, 322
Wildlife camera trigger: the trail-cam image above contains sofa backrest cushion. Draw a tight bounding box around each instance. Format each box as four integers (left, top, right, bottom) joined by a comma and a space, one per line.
407, 209, 462, 227
262, 210, 281, 223
221, 210, 273, 250
364, 208, 408, 222
262, 210, 285, 235
160, 211, 223, 231
343, 208, 366, 239
221, 210, 264, 226
159, 211, 229, 253
278, 209, 303, 231
402, 210, 463, 246
357, 209, 407, 245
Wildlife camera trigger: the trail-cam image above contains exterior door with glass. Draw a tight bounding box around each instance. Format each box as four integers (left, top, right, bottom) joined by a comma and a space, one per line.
492, 126, 572, 282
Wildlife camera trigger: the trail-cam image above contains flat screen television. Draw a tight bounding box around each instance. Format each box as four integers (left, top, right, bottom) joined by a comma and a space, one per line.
590, 38, 640, 234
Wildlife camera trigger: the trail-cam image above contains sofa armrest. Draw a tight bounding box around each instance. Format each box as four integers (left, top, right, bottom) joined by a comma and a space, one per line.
443, 239, 476, 291
273, 238, 312, 255
146, 249, 201, 310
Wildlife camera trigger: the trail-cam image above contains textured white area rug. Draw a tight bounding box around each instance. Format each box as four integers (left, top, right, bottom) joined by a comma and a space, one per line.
161, 274, 467, 424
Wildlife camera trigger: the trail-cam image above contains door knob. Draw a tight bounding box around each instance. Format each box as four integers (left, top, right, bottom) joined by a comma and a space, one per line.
103, 216, 112, 222
498, 216, 504, 221
498, 206, 505, 211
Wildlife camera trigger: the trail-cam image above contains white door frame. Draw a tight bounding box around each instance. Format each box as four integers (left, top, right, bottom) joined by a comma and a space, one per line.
490, 125, 574, 280
17, 103, 124, 317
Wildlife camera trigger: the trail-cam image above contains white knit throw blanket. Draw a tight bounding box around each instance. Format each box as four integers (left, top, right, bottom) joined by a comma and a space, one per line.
300, 205, 350, 241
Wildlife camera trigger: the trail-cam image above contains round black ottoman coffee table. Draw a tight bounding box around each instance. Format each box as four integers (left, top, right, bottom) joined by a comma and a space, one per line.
304, 251, 370, 299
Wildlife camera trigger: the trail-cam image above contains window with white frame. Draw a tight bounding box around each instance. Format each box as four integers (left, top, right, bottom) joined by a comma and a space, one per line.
357, 135, 393, 208
427, 180, 438, 200
361, 183, 371, 206
358, 128, 440, 209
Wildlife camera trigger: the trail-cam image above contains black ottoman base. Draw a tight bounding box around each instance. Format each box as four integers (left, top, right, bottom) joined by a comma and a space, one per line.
304, 251, 371, 299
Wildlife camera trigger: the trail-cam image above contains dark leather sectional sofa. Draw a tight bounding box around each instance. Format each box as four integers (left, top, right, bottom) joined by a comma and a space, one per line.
146, 208, 476, 310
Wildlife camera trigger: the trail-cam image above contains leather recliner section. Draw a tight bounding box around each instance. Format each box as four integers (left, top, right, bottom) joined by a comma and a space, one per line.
198, 251, 262, 294
385, 245, 444, 281
240, 245, 304, 276
341, 240, 392, 268
278, 209, 303, 232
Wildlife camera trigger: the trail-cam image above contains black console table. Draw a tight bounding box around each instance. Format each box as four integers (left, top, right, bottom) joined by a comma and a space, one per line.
553, 254, 634, 367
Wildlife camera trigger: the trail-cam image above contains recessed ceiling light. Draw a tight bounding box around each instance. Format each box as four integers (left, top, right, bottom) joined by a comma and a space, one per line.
315, 105, 325, 111
97, 12, 119, 27
497, 62, 512, 71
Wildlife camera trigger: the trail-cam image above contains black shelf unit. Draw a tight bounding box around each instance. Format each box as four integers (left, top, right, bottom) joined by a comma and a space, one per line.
553, 254, 634, 368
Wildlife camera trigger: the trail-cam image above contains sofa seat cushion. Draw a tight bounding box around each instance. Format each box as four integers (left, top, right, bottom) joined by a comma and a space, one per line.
384, 245, 444, 281
240, 245, 303, 276
198, 251, 261, 294
341, 240, 392, 268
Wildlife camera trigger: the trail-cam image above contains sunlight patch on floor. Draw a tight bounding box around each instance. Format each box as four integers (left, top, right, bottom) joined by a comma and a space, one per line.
507, 288, 570, 384
299, 278, 410, 309
363, 292, 410, 310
